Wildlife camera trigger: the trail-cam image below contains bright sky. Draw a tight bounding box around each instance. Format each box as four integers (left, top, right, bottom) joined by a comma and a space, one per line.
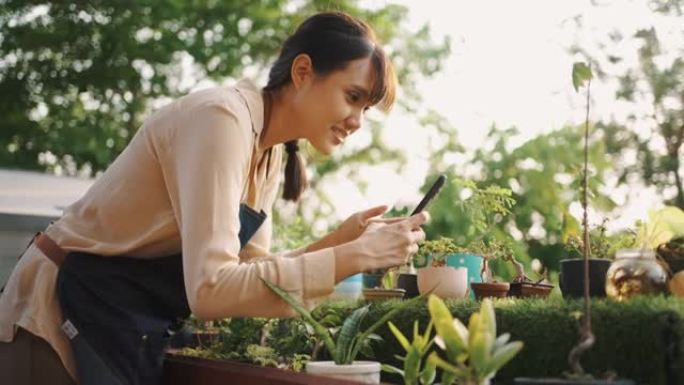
322, 0, 679, 233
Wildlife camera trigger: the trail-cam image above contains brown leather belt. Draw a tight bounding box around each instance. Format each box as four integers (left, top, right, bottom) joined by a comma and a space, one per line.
33, 232, 67, 267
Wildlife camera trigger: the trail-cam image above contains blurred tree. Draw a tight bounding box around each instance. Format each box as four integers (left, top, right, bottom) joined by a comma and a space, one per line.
0, 0, 449, 177
420, 124, 614, 276
578, 0, 684, 209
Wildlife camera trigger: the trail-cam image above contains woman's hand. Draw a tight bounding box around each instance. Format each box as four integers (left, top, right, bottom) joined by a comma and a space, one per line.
333, 212, 428, 280
305, 205, 394, 252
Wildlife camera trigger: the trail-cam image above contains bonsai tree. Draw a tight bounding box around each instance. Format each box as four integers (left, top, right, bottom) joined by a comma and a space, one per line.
413, 237, 465, 268
260, 278, 423, 365
428, 295, 523, 385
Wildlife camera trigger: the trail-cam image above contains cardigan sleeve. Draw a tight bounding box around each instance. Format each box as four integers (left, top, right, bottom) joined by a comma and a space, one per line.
163, 101, 335, 320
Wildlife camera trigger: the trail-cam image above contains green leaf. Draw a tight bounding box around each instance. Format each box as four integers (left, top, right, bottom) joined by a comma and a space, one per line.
428, 295, 467, 360
259, 278, 336, 361
480, 299, 497, 339
388, 321, 411, 351
572, 62, 593, 91
492, 333, 511, 352
429, 352, 467, 377
382, 364, 405, 377
335, 305, 369, 364
482, 341, 524, 376
420, 358, 437, 385
350, 294, 425, 362
404, 348, 422, 383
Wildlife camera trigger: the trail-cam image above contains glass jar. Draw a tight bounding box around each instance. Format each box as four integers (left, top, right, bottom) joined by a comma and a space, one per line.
605, 249, 669, 301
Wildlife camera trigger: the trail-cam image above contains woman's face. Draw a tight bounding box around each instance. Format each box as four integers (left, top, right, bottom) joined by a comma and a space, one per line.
292, 56, 375, 155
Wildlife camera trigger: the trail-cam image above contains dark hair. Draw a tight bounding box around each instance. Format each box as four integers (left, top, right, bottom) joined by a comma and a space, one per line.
265, 11, 397, 202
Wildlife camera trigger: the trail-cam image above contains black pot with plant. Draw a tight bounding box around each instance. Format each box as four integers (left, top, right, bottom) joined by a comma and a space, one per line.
396, 263, 419, 298
559, 222, 629, 299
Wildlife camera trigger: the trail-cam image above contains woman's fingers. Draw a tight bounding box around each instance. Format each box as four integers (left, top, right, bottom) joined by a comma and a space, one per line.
368, 217, 405, 225
360, 205, 389, 221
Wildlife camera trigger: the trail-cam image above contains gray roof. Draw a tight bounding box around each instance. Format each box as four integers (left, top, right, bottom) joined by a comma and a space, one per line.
0, 168, 93, 218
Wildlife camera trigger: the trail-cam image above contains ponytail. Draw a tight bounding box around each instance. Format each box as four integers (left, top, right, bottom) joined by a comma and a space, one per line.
282, 140, 307, 201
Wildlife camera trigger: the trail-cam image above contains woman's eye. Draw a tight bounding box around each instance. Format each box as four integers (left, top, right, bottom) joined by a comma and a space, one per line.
347, 92, 360, 103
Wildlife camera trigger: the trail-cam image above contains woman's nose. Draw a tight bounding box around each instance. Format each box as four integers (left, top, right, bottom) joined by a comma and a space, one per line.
345, 110, 363, 132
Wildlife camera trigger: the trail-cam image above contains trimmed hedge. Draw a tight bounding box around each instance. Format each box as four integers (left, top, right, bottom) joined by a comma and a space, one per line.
353, 296, 684, 385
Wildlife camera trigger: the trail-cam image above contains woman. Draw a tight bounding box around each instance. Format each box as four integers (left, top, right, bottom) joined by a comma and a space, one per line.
0, 11, 427, 385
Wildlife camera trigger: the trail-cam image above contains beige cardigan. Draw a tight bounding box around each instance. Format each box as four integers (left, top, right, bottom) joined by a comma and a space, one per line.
0, 79, 336, 381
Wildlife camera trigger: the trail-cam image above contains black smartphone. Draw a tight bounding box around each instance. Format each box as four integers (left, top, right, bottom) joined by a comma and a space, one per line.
410, 174, 446, 215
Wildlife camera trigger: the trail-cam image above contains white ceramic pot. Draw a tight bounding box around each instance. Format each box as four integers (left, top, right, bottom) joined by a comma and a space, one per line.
417, 266, 468, 299
306, 361, 381, 384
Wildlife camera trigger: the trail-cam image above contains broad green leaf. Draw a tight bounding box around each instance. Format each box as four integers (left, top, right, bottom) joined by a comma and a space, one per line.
482, 341, 524, 376
492, 333, 511, 352
561, 210, 581, 243
388, 321, 411, 351
428, 295, 467, 359
480, 299, 497, 338
572, 62, 593, 91
335, 305, 369, 364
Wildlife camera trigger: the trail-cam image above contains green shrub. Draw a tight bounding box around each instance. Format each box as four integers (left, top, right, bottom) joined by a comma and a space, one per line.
362, 296, 684, 385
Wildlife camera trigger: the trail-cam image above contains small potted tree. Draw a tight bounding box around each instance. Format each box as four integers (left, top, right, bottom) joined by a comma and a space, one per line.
470, 239, 511, 299
413, 237, 470, 299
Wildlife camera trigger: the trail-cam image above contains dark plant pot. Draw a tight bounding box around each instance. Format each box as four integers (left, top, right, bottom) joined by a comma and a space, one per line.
662, 256, 684, 274
508, 282, 553, 298
471, 282, 510, 300
397, 273, 419, 298
362, 273, 384, 289
514, 377, 634, 385
559, 258, 611, 299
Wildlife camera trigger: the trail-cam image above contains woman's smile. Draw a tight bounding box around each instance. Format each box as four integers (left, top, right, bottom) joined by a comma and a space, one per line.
331, 126, 348, 145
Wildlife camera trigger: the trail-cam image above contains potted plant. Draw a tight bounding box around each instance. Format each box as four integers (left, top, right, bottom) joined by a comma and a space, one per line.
362, 269, 406, 301
428, 295, 523, 385
260, 278, 422, 383
470, 239, 511, 300
559, 221, 633, 299
515, 61, 634, 385
414, 237, 469, 299
502, 248, 554, 298
396, 262, 420, 299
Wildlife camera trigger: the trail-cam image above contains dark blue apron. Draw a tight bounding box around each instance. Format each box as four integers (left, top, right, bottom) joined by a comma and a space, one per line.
56, 203, 266, 385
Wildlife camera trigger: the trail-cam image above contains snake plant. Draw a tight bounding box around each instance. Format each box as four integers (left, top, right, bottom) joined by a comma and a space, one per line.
260, 277, 423, 365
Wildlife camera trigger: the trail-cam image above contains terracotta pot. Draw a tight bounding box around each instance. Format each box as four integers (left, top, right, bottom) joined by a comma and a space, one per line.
417, 266, 468, 299
306, 361, 381, 384
508, 281, 554, 298
471, 282, 510, 300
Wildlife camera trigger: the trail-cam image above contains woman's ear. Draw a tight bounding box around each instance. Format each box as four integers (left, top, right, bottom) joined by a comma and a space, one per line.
291, 53, 313, 90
